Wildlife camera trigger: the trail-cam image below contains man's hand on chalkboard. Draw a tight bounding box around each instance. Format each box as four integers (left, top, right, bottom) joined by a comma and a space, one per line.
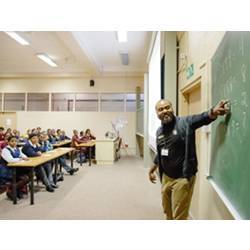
209, 100, 230, 119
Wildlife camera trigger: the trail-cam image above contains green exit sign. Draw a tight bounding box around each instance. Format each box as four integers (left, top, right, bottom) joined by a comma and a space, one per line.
186, 64, 194, 79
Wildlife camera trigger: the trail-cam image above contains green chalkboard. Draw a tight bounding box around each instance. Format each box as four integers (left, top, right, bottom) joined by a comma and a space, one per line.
210, 32, 250, 219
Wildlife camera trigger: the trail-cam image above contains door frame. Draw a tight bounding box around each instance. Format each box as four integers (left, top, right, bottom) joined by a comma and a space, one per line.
180, 76, 202, 116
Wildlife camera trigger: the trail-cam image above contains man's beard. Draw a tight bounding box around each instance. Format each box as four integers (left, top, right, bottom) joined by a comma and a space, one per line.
161, 113, 174, 125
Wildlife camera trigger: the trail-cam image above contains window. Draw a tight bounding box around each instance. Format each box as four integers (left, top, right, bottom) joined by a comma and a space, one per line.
52, 93, 74, 111
100, 93, 125, 112
126, 93, 136, 112
4, 93, 25, 111
75, 93, 98, 111
27, 93, 49, 111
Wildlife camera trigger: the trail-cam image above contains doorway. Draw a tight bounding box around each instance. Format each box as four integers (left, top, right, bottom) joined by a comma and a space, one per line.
181, 79, 201, 219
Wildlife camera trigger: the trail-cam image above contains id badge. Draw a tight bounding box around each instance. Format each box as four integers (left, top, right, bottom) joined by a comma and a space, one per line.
161, 148, 169, 156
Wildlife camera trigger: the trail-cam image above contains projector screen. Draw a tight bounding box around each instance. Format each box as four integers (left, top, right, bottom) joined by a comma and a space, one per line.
148, 32, 161, 151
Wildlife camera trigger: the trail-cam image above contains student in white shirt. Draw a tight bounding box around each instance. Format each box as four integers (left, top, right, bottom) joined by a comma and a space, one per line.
0, 136, 30, 200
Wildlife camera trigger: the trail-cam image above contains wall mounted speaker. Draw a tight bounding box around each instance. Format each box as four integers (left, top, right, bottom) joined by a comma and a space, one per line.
90, 79, 95, 87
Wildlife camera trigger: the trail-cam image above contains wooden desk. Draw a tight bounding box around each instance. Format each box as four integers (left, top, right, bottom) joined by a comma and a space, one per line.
77, 141, 96, 166
52, 140, 73, 170
8, 147, 74, 205
52, 140, 71, 148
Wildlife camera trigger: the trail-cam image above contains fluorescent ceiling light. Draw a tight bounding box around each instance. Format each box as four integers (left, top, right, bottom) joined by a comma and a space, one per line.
117, 31, 127, 43
36, 54, 58, 67
4, 31, 30, 46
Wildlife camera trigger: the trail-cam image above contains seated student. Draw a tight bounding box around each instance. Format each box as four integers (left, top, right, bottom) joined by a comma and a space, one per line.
71, 130, 87, 147
71, 130, 88, 163
39, 133, 78, 175
84, 129, 96, 160
47, 128, 54, 143
0, 133, 11, 150
12, 129, 20, 140
37, 127, 42, 134
0, 127, 5, 141
79, 130, 85, 140
22, 133, 56, 192
60, 130, 70, 141
56, 129, 62, 141
39, 133, 53, 151
47, 128, 51, 136
5, 128, 12, 136
48, 129, 58, 144
84, 129, 96, 140
0, 128, 7, 150
0, 136, 30, 200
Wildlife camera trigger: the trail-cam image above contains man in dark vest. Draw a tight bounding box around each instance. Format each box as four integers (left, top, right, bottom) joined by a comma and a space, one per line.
149, 99, 229, 219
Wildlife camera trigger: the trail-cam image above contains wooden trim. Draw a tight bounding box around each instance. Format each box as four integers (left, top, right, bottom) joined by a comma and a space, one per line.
177, 31, 185, 42
180, 76, 202, 97
147, 32, 158, 64
136, 132, 144, 138
199, 62, 206, 70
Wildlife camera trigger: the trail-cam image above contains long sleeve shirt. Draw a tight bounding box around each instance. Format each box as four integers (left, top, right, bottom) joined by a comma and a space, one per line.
154, 111, 215, 179
1, 146, 27, 163
40, 140, 53, 152
22, 141, 42, 157
71, 135, 86, 147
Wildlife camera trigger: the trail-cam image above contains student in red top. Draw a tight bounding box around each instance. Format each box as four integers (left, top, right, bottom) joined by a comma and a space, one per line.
84, 129, 96, 141
5, 128, 12, 136
84, 129, 96, 160
71, 130, 87, 164
0, 133, 11, 150
0, 127, 5, 141
71, 130, 87, 147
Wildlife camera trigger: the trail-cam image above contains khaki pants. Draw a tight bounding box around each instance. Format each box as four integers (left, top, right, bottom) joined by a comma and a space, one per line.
161, 173, 196, 220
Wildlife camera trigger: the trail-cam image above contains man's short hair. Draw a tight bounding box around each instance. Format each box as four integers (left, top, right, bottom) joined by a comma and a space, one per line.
7, 135, 17, 142
155, 99, 172, 109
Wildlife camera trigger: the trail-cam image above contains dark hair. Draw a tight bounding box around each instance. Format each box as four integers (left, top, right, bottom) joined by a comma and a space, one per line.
29, 133, 38, 139
85, 129, 90, 134
0, 127, 4, 131
7, 135, 17, 142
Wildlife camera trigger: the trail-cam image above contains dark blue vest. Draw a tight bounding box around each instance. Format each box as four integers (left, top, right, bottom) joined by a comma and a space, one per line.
0, 147, 21, 165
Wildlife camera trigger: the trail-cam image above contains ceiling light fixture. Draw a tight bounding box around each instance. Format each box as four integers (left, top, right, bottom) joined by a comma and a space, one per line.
36, 54, 58, 67
117, 31, 127, 43
4, 31, 30, 46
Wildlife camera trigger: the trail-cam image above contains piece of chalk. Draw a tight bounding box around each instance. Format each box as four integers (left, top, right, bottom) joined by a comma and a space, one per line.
224, 101, 231, 114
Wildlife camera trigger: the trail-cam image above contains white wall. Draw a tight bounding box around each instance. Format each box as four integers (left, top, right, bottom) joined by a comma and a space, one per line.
0, 76, 143, 93
0, 76, 143, 155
